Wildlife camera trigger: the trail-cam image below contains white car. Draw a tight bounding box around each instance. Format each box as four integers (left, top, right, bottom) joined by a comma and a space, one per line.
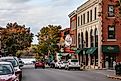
0, 56, 22, 81
55, 62, 60, 69
65, 59, 80, 70
0, 61, 19, 81
59, 61, 68, 69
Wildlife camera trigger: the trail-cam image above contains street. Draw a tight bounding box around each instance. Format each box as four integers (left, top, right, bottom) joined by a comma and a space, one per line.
21, 65, 120, 81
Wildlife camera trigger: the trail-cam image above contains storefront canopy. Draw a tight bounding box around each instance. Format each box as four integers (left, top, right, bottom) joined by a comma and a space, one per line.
82, 48, 89, 55
86, 47, 97, 54
58, 53, 62, 56
58, 53, 69, 56
75, 50, 81, 54
102, 45, 120, 53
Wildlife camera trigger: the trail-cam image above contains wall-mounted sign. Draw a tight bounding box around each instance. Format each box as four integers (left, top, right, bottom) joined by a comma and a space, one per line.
65, 34, 72, 47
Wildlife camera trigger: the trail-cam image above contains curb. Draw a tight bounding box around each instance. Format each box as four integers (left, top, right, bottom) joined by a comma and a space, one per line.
107, 75, 121, 80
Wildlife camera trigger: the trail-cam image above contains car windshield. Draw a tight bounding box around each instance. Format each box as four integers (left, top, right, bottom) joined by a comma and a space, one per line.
0, 64, 14, 75
71, 59, 78, 62
1, 59, 18, 67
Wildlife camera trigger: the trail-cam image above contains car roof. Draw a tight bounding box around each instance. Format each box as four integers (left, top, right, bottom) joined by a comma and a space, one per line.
0, 56, 15, 59
0, 61, 12, 65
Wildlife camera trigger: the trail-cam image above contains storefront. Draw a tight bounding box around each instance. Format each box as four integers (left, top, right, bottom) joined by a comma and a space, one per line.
86, 47, 98, 68
102, 45, 120, 69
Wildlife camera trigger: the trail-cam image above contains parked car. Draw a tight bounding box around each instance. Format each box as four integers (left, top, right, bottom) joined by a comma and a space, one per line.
35, 61, 45, 69
0, 56, 22, 81
59, 61, 68, 69
18, 58, 24, 67
0, 61, 19, 81
65, 59, 80, 70
50, 60, 55, 68
55, 62, 60, 69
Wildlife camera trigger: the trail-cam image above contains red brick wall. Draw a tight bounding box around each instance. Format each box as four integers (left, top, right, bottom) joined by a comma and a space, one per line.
70, 15, 77, 47
102, 0, 121, 62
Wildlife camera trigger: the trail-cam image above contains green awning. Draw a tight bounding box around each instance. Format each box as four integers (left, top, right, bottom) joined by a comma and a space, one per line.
102, 45, 120, 53
58, 53, 62, 56
86, 47, 97, 54
75, 50, 81, 54
82, 48, 89, 54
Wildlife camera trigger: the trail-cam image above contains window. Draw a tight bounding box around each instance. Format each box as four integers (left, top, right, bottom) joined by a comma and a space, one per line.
78, 33, 81, 48
94, 7, 97, 20
90, 10, 92, 21
108, 5, 115, 17
83, 13, 85, 24
78, 16, 80, 26
87, 11, 89, 23
81, 15, 83, 25
108, 25, 115, 39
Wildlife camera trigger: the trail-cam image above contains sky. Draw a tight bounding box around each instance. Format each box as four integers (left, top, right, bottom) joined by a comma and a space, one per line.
0, 0, 88, 44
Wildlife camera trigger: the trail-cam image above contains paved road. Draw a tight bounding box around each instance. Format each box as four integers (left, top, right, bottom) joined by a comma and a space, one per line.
22, 65, 120, 81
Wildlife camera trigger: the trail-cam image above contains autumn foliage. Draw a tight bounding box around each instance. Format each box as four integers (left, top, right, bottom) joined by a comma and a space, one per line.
0, 22, 33, 56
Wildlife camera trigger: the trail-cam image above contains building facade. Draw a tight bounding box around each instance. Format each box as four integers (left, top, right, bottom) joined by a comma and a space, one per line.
68, 10, 77, 49
69, 0, 121, 69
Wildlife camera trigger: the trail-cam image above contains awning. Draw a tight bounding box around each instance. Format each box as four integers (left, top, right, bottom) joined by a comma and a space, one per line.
102, 45, 120, 53
58, 53, 69, 56
58, 53, 62, 56
86, 47, 97, 54
75, 50, 81, 54
82, 48, 89, 54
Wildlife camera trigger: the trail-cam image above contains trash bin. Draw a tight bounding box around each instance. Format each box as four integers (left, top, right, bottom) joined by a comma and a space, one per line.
115, 63, 121, 75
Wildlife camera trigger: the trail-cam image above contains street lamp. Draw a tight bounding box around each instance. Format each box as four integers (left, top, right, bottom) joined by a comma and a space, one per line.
0, 30, 2, 56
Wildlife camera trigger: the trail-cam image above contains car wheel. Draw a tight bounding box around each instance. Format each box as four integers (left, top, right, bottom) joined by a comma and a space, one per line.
35, 66, 37, 69
19, 73, 22, 81
67, 67, 70, 70
42, 66, 45, 69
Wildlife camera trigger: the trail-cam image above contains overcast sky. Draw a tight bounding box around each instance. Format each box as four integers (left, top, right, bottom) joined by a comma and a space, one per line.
0, 0, 87, 44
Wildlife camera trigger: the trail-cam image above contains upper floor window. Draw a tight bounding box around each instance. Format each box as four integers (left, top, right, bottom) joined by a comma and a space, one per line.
78, 33, 81, 48
81, 15, 83, 25
90, 10, 92, 21
87, 11, 89, 23
78, 16, 80, 26
83, 13, 85, 24
94, 7, 97, 20
108, 25, 115, 39
108, 5, 115, 17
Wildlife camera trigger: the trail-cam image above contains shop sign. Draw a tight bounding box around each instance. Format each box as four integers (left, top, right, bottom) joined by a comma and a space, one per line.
65, 34, 72, 47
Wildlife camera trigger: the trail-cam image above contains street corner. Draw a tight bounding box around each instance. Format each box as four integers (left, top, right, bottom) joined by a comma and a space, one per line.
107, 75, 121, 80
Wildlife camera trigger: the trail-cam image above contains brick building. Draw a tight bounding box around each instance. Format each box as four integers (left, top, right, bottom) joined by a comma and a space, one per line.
69, 0, 121, 69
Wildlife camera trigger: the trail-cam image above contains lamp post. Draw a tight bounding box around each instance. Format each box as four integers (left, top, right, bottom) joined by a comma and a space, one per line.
0, 30, 1, 57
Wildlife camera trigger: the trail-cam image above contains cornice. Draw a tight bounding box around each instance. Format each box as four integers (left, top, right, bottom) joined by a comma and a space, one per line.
68, 10, 77, 18
77, 0, 99, 14
77, 19, 99, 29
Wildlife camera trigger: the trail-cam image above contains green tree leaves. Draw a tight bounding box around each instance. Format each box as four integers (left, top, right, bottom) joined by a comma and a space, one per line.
37, 25, 61, 56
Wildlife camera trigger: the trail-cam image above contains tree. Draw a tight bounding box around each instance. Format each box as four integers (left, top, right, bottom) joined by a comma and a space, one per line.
1, 22, 34, 56
37, 25, 61, 57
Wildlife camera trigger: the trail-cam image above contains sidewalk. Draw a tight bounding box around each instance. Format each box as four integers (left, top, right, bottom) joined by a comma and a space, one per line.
90, 69, 121, 80
106, 70, 121, 80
